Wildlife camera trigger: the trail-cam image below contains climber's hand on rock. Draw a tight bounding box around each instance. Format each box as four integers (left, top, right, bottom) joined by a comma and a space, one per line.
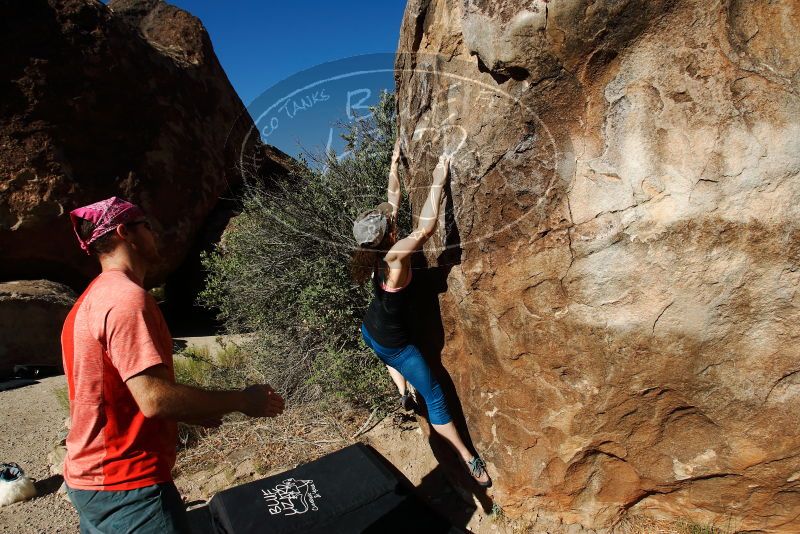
241, 384, 285, 418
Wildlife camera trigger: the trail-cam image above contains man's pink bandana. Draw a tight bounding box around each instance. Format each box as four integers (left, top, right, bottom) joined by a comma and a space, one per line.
69, 197, 145, 254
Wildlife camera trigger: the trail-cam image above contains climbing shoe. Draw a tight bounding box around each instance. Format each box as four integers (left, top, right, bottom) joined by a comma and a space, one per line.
466, 456, 492, 488
399, 391, 417, 411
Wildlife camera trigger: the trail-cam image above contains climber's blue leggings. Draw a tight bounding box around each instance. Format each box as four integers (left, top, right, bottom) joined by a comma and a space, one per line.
361, 324, 452, 425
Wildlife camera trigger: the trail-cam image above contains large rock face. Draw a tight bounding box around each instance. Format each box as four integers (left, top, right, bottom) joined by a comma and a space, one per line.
0, 0, 286, 288
396, 0, 800, 531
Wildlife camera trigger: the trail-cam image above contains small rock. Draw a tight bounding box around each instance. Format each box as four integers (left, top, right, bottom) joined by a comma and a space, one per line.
48, 444, 67, 476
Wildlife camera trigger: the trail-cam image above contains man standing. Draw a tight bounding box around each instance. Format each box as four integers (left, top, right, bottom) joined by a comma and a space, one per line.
61, 197, 285, 533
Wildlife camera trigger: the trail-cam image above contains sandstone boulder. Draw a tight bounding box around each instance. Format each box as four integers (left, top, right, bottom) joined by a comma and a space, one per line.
0, 0, 288, 289
395, 0, 800, 531
0, 280, 76, 376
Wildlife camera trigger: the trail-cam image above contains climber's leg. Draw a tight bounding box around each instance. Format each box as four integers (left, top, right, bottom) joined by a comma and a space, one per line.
431, 422, 491, 486
361, 326, 491, 485
362, 327, 454, 430
394, 344, 451, 424
396, 350, 468, 457
361, 325, 415, 407
395, 344, 491, 485
385, 365, 407, 395
430, 421, 471, 461
362, 323, 407, 390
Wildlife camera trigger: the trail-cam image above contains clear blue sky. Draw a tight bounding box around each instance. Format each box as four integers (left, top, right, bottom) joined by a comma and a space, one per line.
164, 1, 406, 105
128, 1, 408, 158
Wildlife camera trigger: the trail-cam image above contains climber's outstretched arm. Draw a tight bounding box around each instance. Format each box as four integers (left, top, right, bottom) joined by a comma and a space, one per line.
385, 156, 450, 265
387, 138, 402, 221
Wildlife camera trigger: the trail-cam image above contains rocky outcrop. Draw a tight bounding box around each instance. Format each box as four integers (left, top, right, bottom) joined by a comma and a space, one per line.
0, 0, 288, 289
0, 280, 76, 376
395, 0, 800, 531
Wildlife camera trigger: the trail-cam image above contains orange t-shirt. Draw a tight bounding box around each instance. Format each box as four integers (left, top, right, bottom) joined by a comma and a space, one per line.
60, 269, 177, 490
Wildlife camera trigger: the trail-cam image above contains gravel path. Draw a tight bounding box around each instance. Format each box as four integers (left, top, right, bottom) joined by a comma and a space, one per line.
0, 376, 77, 533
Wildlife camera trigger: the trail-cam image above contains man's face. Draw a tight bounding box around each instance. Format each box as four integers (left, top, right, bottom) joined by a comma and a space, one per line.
123, 219, 160, 263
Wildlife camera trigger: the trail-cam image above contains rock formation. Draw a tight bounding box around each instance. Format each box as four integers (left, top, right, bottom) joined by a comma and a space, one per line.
395, 0, 800, 531
0, 280, 76, 376
0, 0, 288, 289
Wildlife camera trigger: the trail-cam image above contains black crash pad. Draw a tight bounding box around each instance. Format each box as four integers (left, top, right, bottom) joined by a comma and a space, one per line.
208, 443, 463, 534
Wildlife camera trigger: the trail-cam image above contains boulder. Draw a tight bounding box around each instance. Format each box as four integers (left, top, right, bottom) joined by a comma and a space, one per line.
0, 0, 289, 289
0, 280, 76, 376
395, 0, 800, 531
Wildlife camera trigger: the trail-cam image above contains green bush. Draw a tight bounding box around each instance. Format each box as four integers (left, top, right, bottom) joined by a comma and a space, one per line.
201, 91, 407, 409
173, 342, 249, 388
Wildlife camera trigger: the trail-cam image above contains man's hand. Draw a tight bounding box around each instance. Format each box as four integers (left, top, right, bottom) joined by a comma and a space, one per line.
241, 384, 285, 418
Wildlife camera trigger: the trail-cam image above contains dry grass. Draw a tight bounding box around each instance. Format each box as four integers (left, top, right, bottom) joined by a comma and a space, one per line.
173, 399, 377, 481
171, 338, 386, 483
172, 338, 385, 485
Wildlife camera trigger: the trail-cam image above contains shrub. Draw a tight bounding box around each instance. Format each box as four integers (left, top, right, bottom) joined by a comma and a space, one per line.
200, 91, 406, 409
174, 342, 249, 390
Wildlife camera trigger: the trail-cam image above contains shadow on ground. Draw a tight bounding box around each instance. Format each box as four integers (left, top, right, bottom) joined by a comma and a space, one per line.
34, 475, 64, 498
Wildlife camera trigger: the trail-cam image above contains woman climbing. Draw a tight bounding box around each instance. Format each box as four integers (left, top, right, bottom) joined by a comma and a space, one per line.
350, 142, 491, 487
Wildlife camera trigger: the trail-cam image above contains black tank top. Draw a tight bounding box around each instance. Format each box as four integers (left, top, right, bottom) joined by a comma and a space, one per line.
362, 269, 413, 348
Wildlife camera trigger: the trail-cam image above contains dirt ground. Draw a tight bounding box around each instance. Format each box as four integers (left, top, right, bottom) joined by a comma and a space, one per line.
0, 375, 512, 534
0, 376, 76, 533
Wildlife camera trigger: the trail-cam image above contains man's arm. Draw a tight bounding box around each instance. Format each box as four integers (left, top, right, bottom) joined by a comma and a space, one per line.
125, 364, 285, 421
387, 138, 402, 220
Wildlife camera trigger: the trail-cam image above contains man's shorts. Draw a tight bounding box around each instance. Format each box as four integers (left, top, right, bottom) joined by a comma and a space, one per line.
66, 482, 190, 534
